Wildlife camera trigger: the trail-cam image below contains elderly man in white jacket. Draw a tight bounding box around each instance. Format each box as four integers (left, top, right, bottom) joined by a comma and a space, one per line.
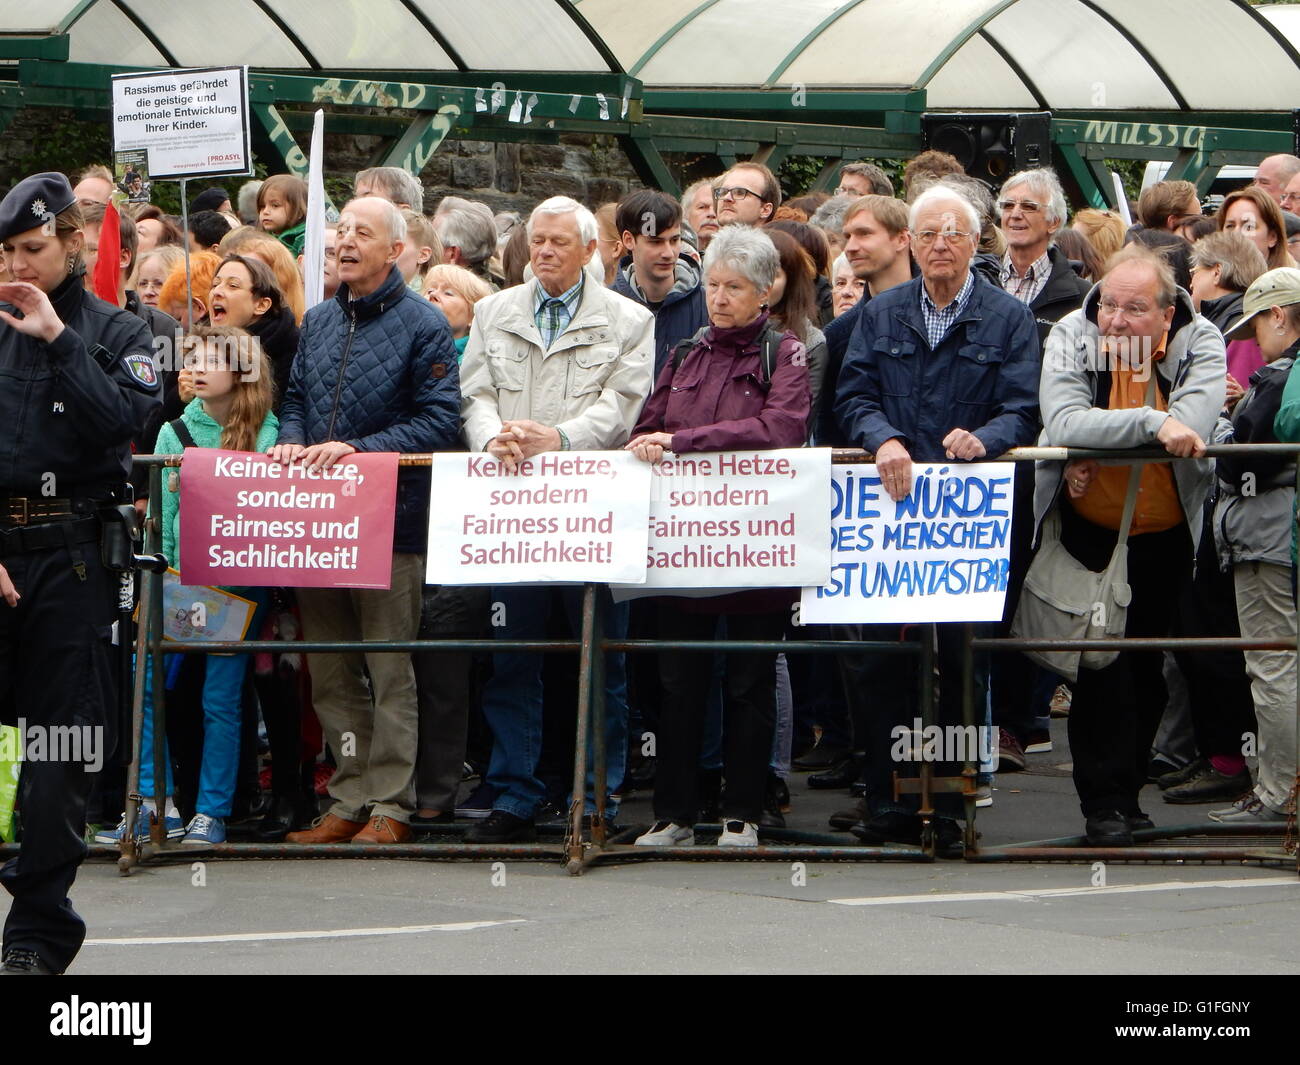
458, 196, 654, 843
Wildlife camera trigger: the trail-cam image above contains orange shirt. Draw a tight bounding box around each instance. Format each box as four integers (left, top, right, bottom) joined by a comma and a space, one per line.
1071, 332, 1183, 535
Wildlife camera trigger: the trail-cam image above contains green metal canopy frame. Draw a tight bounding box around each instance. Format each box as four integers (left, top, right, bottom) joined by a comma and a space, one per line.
0, 0, 1296, 206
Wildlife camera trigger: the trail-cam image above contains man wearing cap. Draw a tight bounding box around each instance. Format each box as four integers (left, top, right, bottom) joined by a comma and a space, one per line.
1214, 267, 1300, 824
0, 172, 161, 974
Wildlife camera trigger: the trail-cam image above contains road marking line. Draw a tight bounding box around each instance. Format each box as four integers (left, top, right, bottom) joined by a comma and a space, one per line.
84, 919, 526, 945
827, 876, 1299, 907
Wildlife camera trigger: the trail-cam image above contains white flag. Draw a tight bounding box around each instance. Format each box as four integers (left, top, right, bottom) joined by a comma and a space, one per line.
303, 108, 326, 310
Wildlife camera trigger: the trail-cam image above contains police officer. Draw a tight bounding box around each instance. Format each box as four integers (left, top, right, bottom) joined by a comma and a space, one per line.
0, 173, 160, 974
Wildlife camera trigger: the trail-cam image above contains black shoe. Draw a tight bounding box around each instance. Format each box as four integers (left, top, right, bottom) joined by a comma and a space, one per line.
759, 809, 786, 828
410, 810, 455, 827
1127, 811, 1155, 832
1085, 810, 1133, 845
807, 756, 863, 791
250, 795, 299, 847
1146, 756, 1181, 783
850, 810, 922, 845
931, 817, 964, 859
1162, 766, 1252, 805
229, 791, 271, 825
535, 800, 569, 826
829, 798, 867, 831
792, 742, 851, 771
1156, 756, 1208, 790
766, 771, 790, 813
464, 810, 537, 844
0, 948, 55, 975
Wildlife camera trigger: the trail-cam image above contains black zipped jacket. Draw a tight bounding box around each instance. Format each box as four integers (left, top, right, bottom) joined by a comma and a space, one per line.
0, 270, 160, 497
276, 265, 460, 553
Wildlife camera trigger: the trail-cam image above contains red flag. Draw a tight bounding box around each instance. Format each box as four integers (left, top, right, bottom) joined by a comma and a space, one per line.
92, 198, 122, 305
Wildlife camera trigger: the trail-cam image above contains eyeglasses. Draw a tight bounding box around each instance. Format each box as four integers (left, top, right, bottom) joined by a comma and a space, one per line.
1282, 193, 1300, 208
713, 186, 762, 203
996, 199, 1044, 214
1098, 298, 1158, 318
911, 229, 974, 247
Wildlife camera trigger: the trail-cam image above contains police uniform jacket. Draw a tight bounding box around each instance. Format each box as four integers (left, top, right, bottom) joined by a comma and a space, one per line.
0, 270, 161, 496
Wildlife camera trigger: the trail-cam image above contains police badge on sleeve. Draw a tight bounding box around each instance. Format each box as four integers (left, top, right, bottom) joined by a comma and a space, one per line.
124, 352, 159, 388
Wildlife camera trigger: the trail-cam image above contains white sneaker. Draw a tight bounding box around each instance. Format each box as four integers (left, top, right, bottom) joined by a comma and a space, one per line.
975, 784, 993, 808
634, 821, 694, 846
1208, 795, 1286, 823
717, 820, 759, 847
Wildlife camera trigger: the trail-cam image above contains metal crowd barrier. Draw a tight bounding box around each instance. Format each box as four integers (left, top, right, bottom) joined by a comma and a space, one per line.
45, 447, 1300, 875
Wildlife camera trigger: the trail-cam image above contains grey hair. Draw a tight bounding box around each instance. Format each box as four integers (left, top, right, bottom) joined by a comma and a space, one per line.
810, 194, 856, 234
1000, 167, 1069, 228
680, 176, 720, 218
236, 180, 263, 225
434, 196, 498, 267
527, 195, 599, 245
908, 186, 980, 237
831, 252, 852, 277
355, 166, 425, 213
702, 223, 779, 292
344, 196, 407, 245
840, 162, 894, 197
935, 174, 996, 225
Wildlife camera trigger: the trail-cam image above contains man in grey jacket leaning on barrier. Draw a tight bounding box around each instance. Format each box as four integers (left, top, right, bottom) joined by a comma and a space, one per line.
1034, 243, 1226, 846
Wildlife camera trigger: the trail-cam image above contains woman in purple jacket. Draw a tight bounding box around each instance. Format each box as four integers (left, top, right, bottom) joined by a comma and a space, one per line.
625, 224, 810, 848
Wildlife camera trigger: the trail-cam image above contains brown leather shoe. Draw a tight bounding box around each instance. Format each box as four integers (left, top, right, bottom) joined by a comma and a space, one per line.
285, 813, 368, 844
351, 815, 413, 844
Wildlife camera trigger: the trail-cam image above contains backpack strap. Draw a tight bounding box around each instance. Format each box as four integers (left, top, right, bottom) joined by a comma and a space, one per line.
671, 325, 783, 384
671, 326, 712, 372
168, 418, 197, 450
759, 327, 783, 386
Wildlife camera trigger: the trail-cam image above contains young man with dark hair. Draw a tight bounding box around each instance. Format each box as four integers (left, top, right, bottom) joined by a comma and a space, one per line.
611, 189, 708, 377
187, 209, 233, 254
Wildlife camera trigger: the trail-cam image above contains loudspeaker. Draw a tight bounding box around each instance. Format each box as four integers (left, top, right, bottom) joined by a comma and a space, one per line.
922, 111, 1053, 185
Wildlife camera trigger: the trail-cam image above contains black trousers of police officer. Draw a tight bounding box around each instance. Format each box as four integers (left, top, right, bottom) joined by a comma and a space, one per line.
0, 519, 116, 974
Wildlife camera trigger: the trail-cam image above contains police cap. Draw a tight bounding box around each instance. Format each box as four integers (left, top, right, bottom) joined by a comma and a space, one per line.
0, 172, 77, 245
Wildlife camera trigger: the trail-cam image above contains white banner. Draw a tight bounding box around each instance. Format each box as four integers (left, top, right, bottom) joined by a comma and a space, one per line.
800, 463, 1014, 624
629, 449, 832, 590
111, 66, 251, 180
425, 452, 651, 585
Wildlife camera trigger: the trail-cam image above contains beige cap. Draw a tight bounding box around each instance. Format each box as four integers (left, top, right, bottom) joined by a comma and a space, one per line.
1226, 266, 1300, 339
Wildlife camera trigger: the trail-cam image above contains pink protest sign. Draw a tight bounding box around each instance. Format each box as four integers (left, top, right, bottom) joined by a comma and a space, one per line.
178, 450, 399, 589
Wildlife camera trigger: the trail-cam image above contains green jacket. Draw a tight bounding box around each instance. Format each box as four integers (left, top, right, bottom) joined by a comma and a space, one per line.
276, 220, 306, 258
1271, 358, 1300, 565
153, 398, 280, 573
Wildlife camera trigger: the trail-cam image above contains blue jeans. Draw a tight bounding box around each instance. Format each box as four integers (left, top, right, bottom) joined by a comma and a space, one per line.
138, 591, 267, 817
482, 586, 628, 819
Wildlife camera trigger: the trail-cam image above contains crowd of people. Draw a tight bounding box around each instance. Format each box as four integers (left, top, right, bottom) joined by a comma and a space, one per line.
4, 147, 1300, 882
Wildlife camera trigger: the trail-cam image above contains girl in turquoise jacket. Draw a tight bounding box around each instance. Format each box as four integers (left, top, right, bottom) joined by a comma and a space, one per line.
100, 326, 278, 847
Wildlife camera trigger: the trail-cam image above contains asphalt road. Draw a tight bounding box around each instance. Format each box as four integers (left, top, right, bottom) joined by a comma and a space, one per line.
61, 720, 1300, 976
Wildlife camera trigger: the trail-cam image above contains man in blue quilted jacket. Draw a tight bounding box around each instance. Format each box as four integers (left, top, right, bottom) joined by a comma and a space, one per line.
268, 196, 461, 845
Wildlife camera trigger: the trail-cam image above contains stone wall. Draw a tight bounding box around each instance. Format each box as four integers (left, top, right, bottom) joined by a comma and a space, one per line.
324, 130, 640, 215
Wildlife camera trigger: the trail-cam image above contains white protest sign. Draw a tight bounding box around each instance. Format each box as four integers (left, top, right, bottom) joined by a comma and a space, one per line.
426, 452, 651, 585
629, 449, 831, 589
111, 67, 251, 180
800, 463, 1014, 624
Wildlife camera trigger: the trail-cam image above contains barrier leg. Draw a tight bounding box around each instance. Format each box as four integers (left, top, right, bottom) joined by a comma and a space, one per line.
120, 465, 161, 874
962, 622, 979, 856
917, 625, 937, 858
566, 583, 598, 874
589, 589, 608, 850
